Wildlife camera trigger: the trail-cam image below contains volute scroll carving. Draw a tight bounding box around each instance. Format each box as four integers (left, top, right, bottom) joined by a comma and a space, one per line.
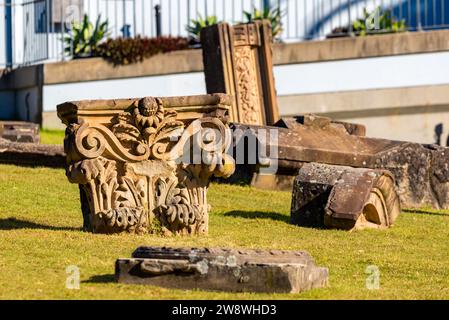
58, 95, 235, 235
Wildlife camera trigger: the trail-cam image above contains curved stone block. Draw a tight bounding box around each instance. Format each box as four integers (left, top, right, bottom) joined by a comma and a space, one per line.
291, 163, 401, 231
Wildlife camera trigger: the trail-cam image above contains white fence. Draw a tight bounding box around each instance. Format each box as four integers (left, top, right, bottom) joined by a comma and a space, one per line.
1, 0, 448, 68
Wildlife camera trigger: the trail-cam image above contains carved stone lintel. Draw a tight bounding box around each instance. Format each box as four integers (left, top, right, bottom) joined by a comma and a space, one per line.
58, 95, 235, 235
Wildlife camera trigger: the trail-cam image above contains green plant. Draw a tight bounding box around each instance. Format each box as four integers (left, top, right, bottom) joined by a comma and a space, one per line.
186, 14, 221, 41
350, 7, 406, 36
242, 6, 283, 39
64, 14, 109, 58
95, 36, 189, 65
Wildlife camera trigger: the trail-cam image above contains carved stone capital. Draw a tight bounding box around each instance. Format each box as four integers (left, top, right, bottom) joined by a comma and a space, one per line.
58, 95, 235, 235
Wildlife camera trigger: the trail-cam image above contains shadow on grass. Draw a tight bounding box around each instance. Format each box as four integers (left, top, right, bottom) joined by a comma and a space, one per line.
83, 274, 116, 284
403, 209, 449, 217
0, 217, 82, 231
223, 210, 290, 223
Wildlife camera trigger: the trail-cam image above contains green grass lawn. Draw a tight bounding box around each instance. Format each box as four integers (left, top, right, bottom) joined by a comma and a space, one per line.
0, 163, 448, 300
40, 129, 65, 145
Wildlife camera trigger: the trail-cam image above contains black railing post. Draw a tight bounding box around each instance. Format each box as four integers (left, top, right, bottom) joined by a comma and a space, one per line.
5, 0, 13, 67
348, 0, 353, 35
263, 0, 271, 11
155, 4, 162, 37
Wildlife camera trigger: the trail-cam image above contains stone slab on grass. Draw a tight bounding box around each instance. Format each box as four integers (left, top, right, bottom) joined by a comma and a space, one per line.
115, 246, 328, 293
0, 139, 65, 168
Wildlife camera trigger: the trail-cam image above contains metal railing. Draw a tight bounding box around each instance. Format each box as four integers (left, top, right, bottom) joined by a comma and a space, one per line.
1, 0, 449, 68
1, 0, 50, 68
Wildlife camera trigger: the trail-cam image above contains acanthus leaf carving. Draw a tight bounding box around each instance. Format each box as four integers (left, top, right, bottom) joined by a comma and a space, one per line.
63, 96, 235, 235
93, 207, 148, 235
153, 175, 205, 236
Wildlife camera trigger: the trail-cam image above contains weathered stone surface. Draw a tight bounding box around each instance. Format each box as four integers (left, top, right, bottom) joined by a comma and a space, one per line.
57, 94, 235, 235
115, 246, 328, 293
0, 139, 65, 167
233, 119, 449, 210
202, 21, 449, 216
371, 143, 449, 209
0, 121, 40, 143
291, 163, 401, 230
202, 21, 279, 125
276, 115, 366, 137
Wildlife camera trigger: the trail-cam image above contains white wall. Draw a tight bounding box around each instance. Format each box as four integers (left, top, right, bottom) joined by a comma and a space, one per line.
274, 51, 449, 96
42, 51, 449, 113
42, 72, 206, 112
349, 111, 449, 145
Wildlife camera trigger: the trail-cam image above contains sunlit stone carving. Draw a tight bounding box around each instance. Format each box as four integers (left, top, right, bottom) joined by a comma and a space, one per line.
58, 94, 235, 235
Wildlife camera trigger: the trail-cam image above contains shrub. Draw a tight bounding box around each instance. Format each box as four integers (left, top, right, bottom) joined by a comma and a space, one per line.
186, 14, 221, 42
353, 7, 406, 35
95, 36, 189, 65
64, 14, 109, 58
242, 6, 283, 39
330, 6, 406, 37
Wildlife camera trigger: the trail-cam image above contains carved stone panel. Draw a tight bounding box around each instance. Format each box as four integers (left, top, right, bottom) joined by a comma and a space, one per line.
58, 94, 235, 235
201, 21, 280, 126
234, 45, 264, 125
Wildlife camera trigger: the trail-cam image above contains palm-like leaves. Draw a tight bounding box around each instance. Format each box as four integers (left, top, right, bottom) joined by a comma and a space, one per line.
243, 6, 284, 39
186, 14, 221, 41
352, 6, 406, 36
64, 14, 109, 58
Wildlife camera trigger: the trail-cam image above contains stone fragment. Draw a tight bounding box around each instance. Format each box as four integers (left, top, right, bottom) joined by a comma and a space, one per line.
0, 139, 65, 167
0, 121, 40, 143
115, 246, 328, 293
234, 120, 449, 210
291, 163, 401, 230
201, 21, 449, 214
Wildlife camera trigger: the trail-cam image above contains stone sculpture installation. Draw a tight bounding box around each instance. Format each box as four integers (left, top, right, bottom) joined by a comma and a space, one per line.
116, 246, 329, 293
57, 94, 235, 235
201, 21, 449, 230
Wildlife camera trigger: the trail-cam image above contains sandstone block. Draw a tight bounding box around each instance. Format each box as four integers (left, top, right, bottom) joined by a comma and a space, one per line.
291, 163, 401, 230
116, 247, 329, 293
